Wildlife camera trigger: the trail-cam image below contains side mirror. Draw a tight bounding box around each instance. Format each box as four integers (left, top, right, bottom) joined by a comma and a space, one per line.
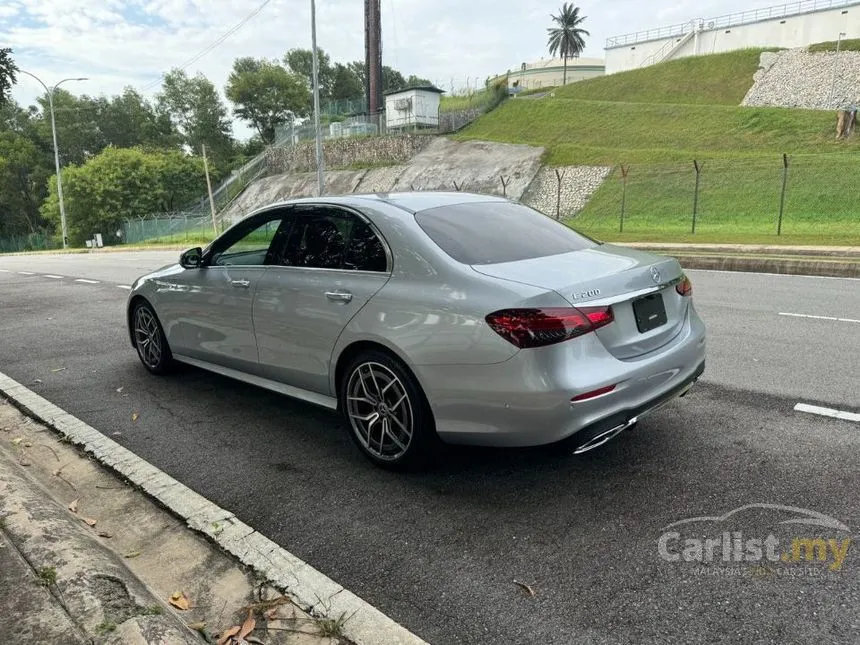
179, 247, 203, 269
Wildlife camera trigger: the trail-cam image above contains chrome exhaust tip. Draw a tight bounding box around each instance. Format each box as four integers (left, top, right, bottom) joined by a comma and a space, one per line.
572, 416, 638, 455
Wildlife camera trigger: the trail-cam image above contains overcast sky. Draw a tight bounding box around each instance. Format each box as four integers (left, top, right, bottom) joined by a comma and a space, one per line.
3, 0, 786, 140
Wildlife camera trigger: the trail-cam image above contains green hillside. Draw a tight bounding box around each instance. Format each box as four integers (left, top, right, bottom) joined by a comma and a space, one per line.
456, 51, 860, 245
553, 49, 772, 105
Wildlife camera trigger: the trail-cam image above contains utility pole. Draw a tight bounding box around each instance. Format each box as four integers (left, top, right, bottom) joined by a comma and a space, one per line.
311, 0, 325, 196
828, 31, 847, 109
202, 144, 218, 235
19, 71, 87, 249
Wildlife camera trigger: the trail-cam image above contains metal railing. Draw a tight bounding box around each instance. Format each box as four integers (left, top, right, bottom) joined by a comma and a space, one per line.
639, 23, 697, 67
606, 0, 859, 48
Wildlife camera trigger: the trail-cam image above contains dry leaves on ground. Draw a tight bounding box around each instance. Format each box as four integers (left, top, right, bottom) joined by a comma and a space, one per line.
216, 609, 256, 645
216, 626, 240, 645
68, 498, 79, 513
513, 580, 536, 597
169, 591, 190, 611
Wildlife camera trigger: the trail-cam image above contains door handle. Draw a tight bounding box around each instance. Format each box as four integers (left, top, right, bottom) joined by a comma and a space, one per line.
231, 279, 251, 288
325, 290, 353, 303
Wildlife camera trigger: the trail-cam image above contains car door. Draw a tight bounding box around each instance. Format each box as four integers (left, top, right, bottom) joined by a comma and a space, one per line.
253, 204, 391, 395
169, 209, 291, 374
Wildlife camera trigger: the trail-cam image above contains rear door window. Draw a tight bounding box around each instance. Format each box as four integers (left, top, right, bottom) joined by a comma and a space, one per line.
276, 206, 389, 272
414, 201, 598, 265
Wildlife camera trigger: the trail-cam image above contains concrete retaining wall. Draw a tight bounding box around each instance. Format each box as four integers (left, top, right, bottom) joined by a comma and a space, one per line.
221, 137, 612, 225
266, 134, 433, 174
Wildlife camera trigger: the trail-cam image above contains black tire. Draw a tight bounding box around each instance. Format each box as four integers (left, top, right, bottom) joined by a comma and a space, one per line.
339, 349, 440, 471
131, 301, 175, 375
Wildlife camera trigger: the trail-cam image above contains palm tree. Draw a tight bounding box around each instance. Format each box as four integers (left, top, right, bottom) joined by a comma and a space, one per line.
546, 3, 590, 86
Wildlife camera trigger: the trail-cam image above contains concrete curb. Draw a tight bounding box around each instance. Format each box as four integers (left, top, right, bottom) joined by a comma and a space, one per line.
0, 447, 202, 644
0, 370, 429, 645
662, 254, 860, 278
623, 243, 860, 258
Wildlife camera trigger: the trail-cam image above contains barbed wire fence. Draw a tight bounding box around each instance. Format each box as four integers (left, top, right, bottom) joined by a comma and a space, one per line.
565, 152, 860, 239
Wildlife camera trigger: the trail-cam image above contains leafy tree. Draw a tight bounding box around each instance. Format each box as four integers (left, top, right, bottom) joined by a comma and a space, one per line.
382, 66, 407, 93
225, 57, 310, 143
40, 147, 205, 245
329, 63, 364, 102
546, 3, 589, 86
0, 130, 49, 236
347, 61, 367, 94
33, 90, 104, 167
284, 48, 334, 99
157, 69, 234, 170
406, 74, 433, 87
0, 48, 17, 104
97, 88, 179, 149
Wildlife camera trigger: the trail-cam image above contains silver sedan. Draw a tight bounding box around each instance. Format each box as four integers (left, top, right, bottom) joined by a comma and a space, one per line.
127, 192, 706, 469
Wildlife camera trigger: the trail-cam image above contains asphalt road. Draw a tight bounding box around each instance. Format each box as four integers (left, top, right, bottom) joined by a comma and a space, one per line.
1, 252, 859, 645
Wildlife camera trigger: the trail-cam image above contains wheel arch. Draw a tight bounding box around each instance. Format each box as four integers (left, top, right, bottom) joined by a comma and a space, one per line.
126, 294, 152, 348
333, 340, 429, 410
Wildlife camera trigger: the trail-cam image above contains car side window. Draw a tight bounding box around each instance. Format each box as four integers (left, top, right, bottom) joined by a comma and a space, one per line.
210, 215, 286, 267
343, 217, 387, 272
282, 210, 348, 269
278, 207, 388, 272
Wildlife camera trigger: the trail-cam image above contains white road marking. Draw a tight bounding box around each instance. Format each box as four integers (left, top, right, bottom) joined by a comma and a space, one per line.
74, 278, 100, 284
0, 269, 9, 272
117, 285, 132, 290
690, 269, 860, 282
43, 274, 64, 279
779, 312, 860, 324
18, 271, 34, 275
795, 403, 860, 423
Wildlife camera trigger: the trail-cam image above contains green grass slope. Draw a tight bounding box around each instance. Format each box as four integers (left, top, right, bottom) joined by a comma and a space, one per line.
455, 50, 860, 245
808, 38, 860, 52
458, 98, 857, 165
553, 49, 771, 106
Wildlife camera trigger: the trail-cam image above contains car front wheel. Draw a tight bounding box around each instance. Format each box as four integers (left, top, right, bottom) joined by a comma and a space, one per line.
132, 301, 174, 375
340, 350, 439, 470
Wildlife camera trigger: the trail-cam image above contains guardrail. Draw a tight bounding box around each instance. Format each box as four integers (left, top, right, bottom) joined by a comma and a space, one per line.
606, 0, 858, 48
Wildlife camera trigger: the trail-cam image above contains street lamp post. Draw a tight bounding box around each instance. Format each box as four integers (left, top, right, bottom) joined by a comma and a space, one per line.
310, 0, 325, 196
19, 70, 87, 249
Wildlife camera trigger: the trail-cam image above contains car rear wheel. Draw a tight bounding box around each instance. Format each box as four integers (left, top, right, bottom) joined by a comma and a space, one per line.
132, 301, 174, 375
340, 350, 439, 470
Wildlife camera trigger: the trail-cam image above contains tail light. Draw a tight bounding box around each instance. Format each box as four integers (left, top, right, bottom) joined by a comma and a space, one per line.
485, 306, 614, 349
675, 275, 693, 297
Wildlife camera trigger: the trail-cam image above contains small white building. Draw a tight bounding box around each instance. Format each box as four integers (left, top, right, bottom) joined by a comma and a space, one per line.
384, 86, 444, 131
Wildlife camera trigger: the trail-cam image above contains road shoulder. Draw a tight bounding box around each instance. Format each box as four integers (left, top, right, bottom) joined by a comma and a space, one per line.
0, 376, 424, 645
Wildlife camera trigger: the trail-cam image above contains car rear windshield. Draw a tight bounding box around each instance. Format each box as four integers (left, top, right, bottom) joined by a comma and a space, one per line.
414, 201, 598, 265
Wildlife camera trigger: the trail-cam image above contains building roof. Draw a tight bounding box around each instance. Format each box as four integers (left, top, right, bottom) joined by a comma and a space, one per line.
383, 85, 446, 97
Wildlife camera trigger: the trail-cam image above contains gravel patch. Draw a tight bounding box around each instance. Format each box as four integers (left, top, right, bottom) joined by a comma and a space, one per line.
521, 166, 612, 218
742, 49, 860, 110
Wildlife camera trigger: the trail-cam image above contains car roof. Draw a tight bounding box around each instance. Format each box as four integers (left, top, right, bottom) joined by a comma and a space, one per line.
256, 191, 509, 215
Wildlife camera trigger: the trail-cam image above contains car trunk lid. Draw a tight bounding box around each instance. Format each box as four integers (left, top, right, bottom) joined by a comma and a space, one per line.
471, 244, 689, 359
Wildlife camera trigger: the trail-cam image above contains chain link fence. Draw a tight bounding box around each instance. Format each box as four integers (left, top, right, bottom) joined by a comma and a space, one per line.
120, 213, 216, 245
567, 153, 860, 240
0, 231, 58, 254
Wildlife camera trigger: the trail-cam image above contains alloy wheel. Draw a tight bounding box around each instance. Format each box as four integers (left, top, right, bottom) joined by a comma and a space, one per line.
346, 361, 414, 461
134, 306, 162, 370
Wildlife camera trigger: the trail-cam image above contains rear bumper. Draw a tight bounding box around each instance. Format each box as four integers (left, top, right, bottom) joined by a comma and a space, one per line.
568, 359, 704, 453
417, 304, 706, 447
